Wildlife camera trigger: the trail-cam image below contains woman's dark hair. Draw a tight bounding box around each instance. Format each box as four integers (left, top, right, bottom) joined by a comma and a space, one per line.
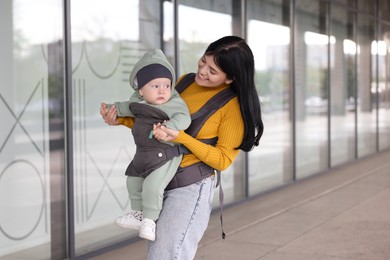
205, 35, 264, 152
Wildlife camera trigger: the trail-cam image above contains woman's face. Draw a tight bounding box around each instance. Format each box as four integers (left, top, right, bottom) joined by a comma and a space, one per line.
195, 55, 232, 87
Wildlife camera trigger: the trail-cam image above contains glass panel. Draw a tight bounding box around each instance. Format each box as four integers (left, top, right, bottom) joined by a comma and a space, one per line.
379, 0, 390, 22
295, 0, 329, 178
70, 0, 164, 256
167, 0, 237, 204
247, 0, 293, 195
378, 23, 390, 150
356, 14, 377, 158
175, 1, 233, 76
357, 0, 376, 15
0, 0, 64, 259
332, 0, 355, 8
330, 4, 356, 166
163, 1, 175, 67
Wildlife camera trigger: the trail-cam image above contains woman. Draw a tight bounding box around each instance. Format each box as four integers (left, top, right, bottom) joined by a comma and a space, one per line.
102, 36, 264, 259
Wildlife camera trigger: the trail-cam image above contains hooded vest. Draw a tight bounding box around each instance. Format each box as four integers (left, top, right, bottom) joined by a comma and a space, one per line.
124, 102, 183, 178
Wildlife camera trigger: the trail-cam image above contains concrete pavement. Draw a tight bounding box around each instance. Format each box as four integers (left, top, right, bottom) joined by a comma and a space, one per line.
92, 149, 390, 260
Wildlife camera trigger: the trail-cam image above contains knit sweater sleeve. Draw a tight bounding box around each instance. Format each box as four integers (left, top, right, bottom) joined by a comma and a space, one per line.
118, 117, 135, 128
174, 97, 244, 171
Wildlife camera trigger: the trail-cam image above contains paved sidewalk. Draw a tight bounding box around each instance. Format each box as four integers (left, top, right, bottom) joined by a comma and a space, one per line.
92, 149, 390, 260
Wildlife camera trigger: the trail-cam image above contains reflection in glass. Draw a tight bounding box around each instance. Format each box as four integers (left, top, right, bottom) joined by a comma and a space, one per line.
176, 2, 232, 75
356, 15, 377, 157
70, 0, 164, 256
247, 17, 292, 195
295, 0, 329, 179
162, 1, 175, 67
357, 0, 376, 15
330, 5, 356, 167
379, 0, 390, 22
378, 23, 390, 150
0, 0, 63, 259
168, 1, 241, 204
2, 0, 390, 258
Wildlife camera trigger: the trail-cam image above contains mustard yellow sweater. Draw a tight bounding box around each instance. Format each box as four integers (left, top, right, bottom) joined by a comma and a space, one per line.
118, 76, 244, 171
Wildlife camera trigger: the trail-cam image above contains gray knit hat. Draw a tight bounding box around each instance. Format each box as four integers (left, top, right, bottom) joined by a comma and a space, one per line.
136, 64, 172, 89
130, 49, 175, 90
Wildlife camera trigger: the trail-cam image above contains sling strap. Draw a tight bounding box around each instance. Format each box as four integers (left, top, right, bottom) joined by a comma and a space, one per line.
168, 73, 236, 239
176, 73, 236, 137
164, 137, 217, 158
175, 72, 197, 93
168, 72, 235, 187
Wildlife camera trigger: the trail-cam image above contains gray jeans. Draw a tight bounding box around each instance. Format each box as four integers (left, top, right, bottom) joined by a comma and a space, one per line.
147, 176, 216, 260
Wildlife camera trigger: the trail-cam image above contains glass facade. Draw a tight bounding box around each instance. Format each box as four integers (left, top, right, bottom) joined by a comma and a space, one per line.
356, 13, 377, 158
1, 0, 389, 259
70, 0, 154, 256
247, 0, 293, 195
0, 0, 64, 259
378, 22, 390, 150
295, 0, 330, 178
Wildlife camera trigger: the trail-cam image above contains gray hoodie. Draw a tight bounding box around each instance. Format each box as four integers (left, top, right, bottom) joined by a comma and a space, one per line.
112, 49, 189, 131
129, 48, 176, 90
114, 49, 190, 177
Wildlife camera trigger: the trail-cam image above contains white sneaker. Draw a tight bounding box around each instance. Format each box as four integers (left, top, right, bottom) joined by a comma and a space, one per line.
115, 211, 143, 230
139, 218, 156, 241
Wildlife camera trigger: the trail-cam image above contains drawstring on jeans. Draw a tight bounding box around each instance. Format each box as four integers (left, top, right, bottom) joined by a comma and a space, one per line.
216, 171, 226, 239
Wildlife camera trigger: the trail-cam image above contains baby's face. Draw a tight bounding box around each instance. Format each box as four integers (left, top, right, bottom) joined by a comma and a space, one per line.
139, 77, 172, 105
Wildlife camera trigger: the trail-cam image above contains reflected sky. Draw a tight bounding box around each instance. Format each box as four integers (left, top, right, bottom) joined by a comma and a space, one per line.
13, 0, 139, 44
164, 2, 231, 43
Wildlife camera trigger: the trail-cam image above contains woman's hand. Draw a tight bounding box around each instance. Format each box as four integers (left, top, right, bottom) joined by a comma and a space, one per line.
100, 103, 118, 125
153, 123, 179, 142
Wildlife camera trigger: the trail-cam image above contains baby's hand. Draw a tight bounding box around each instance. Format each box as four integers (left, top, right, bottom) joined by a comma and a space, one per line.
152, 124, 178, 142
153, 123, 165, 140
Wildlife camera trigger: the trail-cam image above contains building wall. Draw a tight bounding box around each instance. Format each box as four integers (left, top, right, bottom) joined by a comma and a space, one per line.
0, 0, 389, 259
